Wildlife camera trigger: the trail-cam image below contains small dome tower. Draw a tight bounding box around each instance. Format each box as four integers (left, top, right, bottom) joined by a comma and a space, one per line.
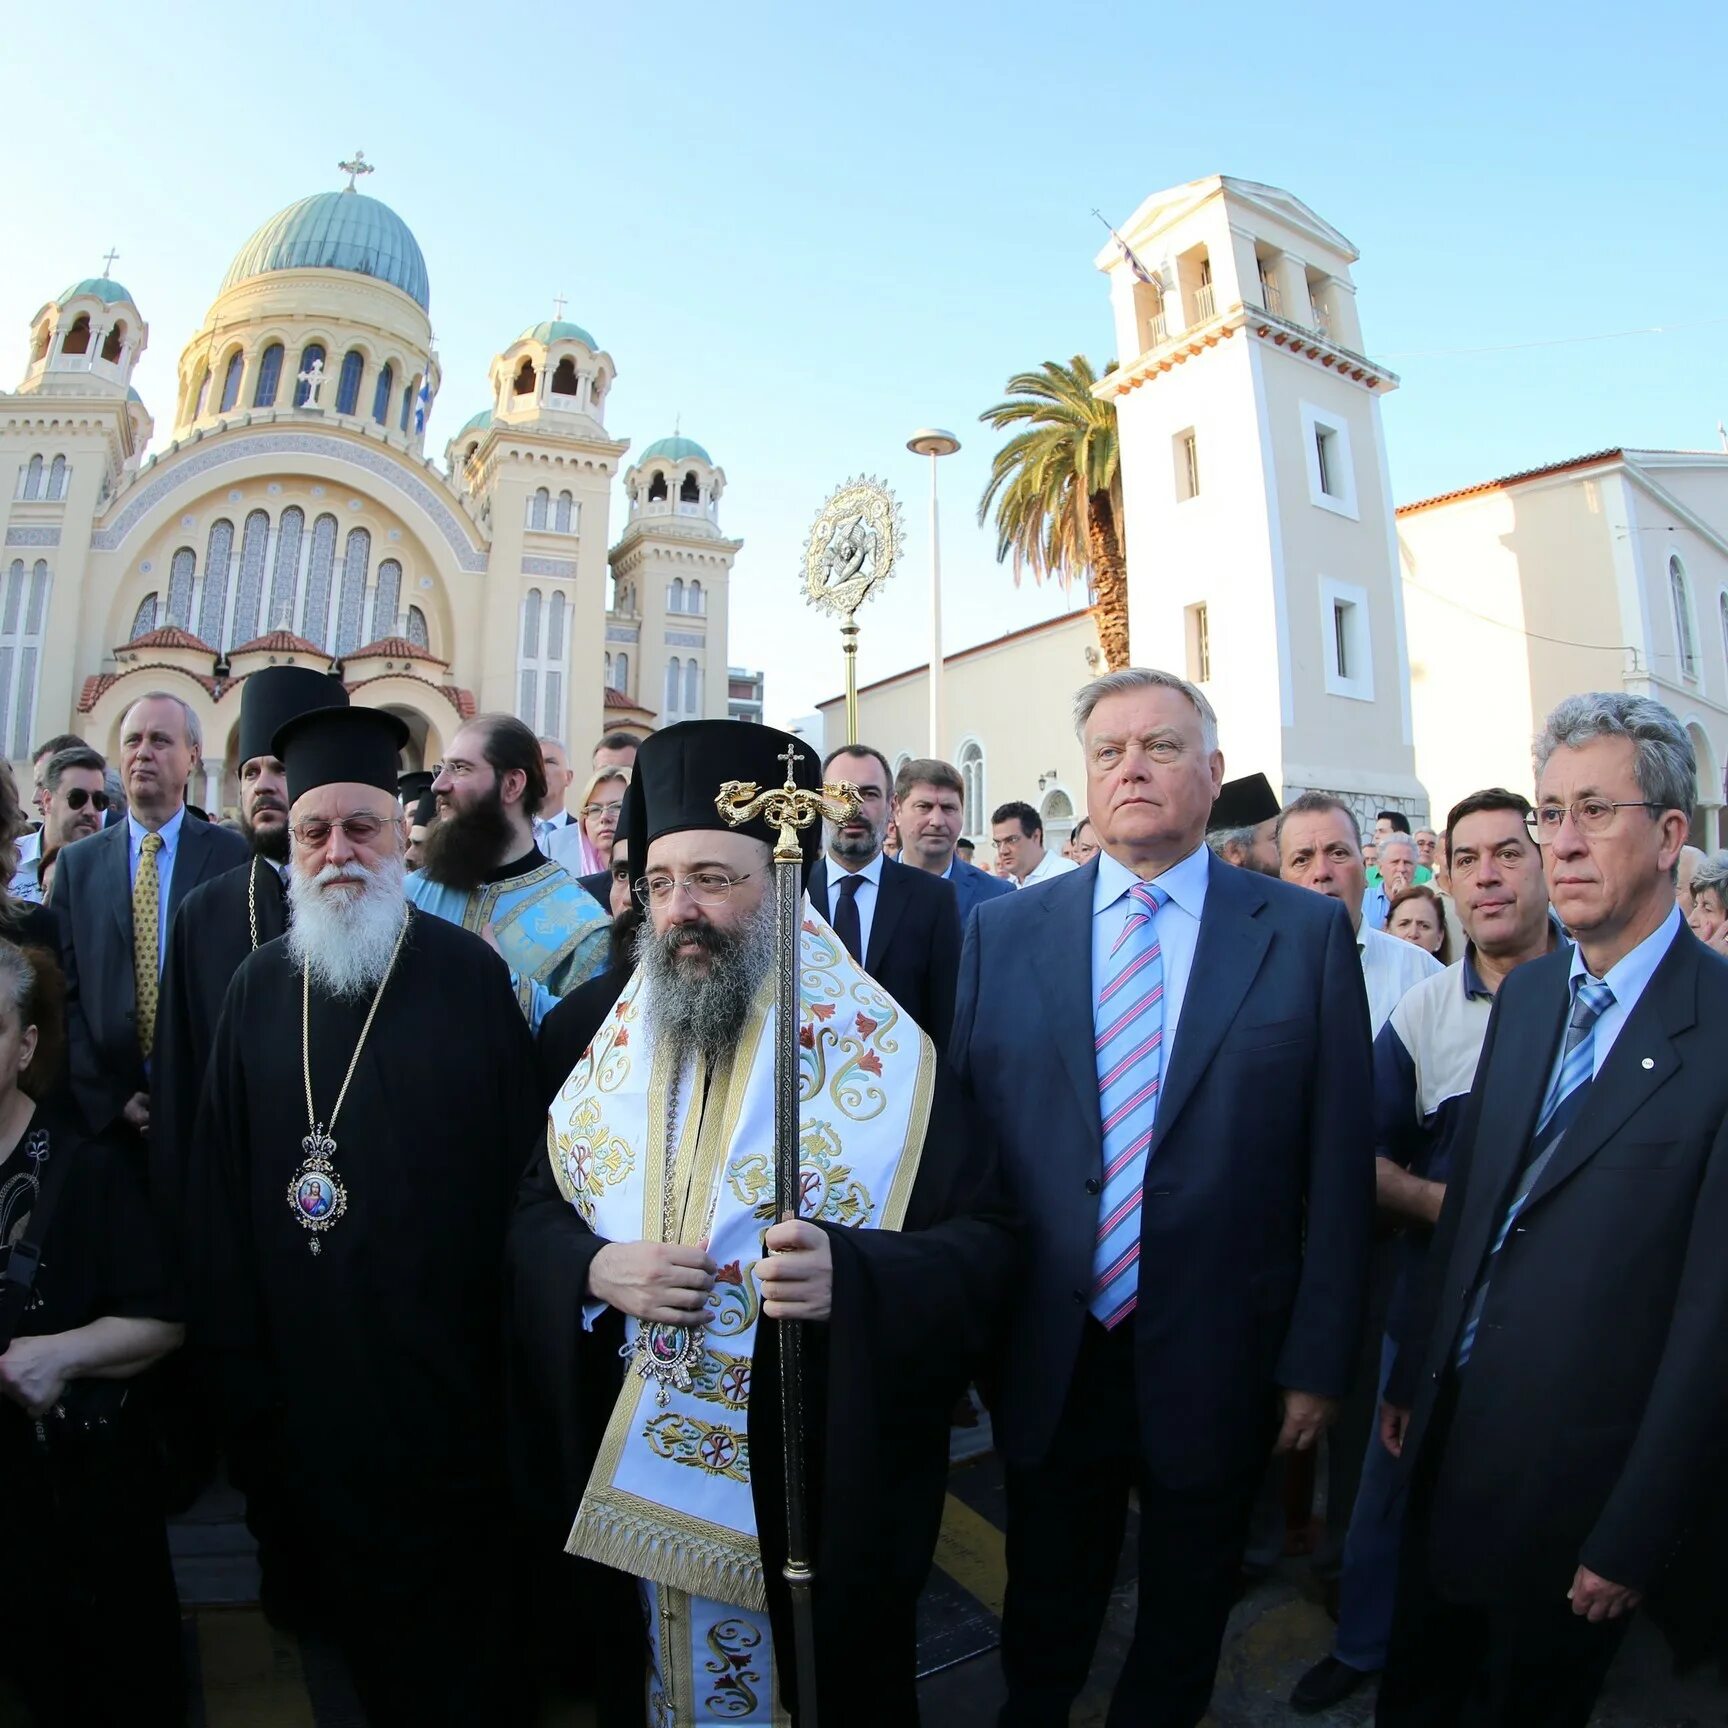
18, 266, 148, 400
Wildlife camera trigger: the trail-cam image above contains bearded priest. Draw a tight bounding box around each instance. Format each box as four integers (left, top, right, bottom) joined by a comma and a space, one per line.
189, 704, 543, 1726
409, 713, 610, 1027
508, 720, 1017, 1727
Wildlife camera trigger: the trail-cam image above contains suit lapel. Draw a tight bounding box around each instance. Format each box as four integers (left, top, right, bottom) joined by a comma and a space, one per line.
1038, 862, 1106, 1149
104, 822, 134, 950
1147, 855, 1271, 1154
808, 858, 830, 920
865, 858, 908, 971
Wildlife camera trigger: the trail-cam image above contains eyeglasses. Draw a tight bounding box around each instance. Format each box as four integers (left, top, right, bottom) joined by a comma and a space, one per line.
429, 759, 477, 781
290, 814, 393, 847
1526, 799, 1665, 845
636, 869, 754, 906
61, 788, 110, 813
583, 801, 625, 820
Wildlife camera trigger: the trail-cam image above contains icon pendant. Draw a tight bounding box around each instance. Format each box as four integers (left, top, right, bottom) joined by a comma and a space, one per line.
623, 1322, 701, 1407
288, 1125, 347, 1254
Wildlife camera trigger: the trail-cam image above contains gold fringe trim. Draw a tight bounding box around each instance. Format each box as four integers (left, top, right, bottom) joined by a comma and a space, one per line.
567, 1495, 768, 1612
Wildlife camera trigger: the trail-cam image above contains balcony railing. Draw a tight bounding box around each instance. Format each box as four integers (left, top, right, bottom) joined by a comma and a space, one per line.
1147, 311, 1168, 346
1259, 277, 1284, 316
1193, 282, 1216, 322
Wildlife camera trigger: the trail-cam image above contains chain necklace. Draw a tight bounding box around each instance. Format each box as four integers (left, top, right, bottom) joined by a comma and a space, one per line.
247, 854, 261, 951
287, 908, 411, 1254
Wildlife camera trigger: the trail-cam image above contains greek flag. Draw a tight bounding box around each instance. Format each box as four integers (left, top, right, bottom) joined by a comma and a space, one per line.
414, 374, 432, 436
1113, 228, 1157, 287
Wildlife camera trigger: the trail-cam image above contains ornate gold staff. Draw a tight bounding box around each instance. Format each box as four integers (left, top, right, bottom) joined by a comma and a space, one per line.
802, 477, 904, 745
716, 746, 858, 1725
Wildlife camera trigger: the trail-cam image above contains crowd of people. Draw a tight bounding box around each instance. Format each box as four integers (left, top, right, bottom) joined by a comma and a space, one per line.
0, 660, 1722, 1728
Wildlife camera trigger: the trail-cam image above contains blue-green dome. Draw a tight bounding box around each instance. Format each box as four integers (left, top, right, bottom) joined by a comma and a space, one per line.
456, 409, 492, 438
518, 318, 598, 350
58, 277, 133, 307
220, 189, 430, 311
640, 435, 712, 466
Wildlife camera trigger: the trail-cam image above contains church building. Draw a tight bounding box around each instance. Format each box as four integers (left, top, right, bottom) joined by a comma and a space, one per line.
0, 162, 740, 809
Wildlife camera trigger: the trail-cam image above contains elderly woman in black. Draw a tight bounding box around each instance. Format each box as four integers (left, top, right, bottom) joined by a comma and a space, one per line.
0, 940, 184, 1724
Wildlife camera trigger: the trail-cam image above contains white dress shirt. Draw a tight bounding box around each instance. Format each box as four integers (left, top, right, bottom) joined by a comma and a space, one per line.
1092, 844, 1210, 1082
825, 851, 885, 959
1358, 923, 1443, 1037
1020, 849, 1079, 889
128, 805, 187, 964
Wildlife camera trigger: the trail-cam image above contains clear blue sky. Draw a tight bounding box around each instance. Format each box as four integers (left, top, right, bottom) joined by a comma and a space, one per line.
5, 0, 1725, 726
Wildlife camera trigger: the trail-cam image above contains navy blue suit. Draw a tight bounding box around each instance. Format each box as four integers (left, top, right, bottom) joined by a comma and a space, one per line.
951, 850, 1374, 1726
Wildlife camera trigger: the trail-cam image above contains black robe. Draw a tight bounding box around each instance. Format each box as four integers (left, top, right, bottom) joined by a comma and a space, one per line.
152, 853, 282, 1267
509, 974, 1018, 1726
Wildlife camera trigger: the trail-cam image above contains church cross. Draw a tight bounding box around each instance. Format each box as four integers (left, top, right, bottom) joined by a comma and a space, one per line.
778, 742, 804, 786
338, 150, 374, 191
101, 247, 120, 276
552, 292, 568, 320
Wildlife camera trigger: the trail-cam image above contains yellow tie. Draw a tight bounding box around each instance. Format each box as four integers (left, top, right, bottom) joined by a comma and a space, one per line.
134, 831, 163, 1055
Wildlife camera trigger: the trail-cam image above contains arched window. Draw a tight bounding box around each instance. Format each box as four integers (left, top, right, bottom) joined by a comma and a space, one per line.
529, 488, 549, 530
193, 369, 211, 418
521, 589, 543, 658
1, 563, 21, 635
232, 510, 270, 646
689, 579, 703, 615
130, 594, 159, 639
294, 344, 326, 407
550, 357, 579, 397
615, 651, 628, 691
665, 657, 681, 715
301, 514, 338, 644
546, 591, 566, 660
1, 561, 52, 760
46, 456, 66, 501
1672, 555, 1698, 680
371, 559, 402, 641
958, 739, 985, 838
335, 528, 371, 654
336, 350, 365, 416
406, 606, 429, 649
198, 518, 235, 646
680, 470, 700, 503
218, 350, 244, 414
61, 315, 91, 357
464, 441, 480, 467
101, 321, 126, 364
21, 457, 42, 502
372, 363, 394, 425
400, 380, 416, 433
30, 324, 50, 364
268, 506, 304, 630
253, 343, 284, 408
166, 546, 197, 630
591, 378, 604, 409
513, 358, 536, 397
669, 578, 685, 613
1719, 593, 1728, 675
684, 660, 700, 716
554, 491, 573, 533
605, 651, 613, 684
648, 469, 668, 502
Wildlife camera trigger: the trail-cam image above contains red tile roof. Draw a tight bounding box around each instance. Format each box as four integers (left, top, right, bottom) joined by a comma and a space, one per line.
121, 625, 214, 654
604, 686, 655, 714
345, 636, 450, 668
229, 630, 328, 657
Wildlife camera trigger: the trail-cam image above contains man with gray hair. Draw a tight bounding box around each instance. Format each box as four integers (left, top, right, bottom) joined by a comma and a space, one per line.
1378, 691, 1728, 1727
952, 666, 1374, 1728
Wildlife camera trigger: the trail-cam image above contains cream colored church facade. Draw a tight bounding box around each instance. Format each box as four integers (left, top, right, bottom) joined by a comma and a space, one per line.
0, 173, 738, 810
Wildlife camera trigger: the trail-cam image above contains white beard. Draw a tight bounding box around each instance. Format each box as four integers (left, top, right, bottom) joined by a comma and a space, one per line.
287, 855, 409, 997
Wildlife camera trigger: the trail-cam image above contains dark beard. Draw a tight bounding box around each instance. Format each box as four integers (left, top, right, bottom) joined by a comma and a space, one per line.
637, 893, 777, 1069
420, 784, 512, 892
247, 816, 291, 864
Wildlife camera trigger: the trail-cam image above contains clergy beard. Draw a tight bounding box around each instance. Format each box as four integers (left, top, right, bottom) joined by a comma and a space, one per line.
287, 856, 409, 998
420, 783, 512, 892
637, 891, 777, 1070
246, 813, 291, 865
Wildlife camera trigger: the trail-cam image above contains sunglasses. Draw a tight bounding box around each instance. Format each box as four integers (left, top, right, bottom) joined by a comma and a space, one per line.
63, 788, 111, 813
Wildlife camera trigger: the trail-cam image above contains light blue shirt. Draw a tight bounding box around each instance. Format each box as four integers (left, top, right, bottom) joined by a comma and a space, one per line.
1092, 843, 1210, 1088
127, 805, 185, 964
825, 850, 885, 959
1555, 902, 1683, 1083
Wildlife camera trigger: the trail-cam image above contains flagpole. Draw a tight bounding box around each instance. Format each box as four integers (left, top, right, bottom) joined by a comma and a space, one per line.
907, 430, 960, 757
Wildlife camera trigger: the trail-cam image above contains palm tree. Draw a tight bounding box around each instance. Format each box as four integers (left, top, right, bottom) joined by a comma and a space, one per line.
977, 354, 1129, 670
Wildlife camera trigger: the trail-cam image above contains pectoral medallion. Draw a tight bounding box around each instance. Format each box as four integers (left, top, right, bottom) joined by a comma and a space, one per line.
288, 1125, 348, 1254
623, 1323, 702, 1407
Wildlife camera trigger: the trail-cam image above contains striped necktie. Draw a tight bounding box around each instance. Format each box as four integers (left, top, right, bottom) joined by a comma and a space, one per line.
1455, 976, 1614, 1367
1091, 880, 1169, 1328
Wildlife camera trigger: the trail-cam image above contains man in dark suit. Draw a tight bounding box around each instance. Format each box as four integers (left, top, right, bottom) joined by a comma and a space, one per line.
809, 743, 963, 1050
57, 691, 248, 1139
892, 755, 1015, 930
951, 668, 1374, 1728
1377, 692, 1728, 1728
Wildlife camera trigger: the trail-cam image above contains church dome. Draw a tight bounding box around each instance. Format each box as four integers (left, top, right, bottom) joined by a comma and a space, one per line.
456, 409, 493, 437
640, 434, 712, 465
518, 318, 598, 350
58, 276, 134, 307
220, 189, 430, 311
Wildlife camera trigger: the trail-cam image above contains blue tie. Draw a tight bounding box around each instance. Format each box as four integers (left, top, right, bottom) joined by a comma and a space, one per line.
1090, 881, 1169, 1328
1455, 977, 1614, 1367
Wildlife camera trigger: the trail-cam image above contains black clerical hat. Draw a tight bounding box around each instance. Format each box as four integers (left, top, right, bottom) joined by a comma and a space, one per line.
626, 720, 824, 882
1207, 772, 1280, 832
398, 769, 435, 806
412, 790, 438, 829
236, 666, 348, 767
275, 705, 410, 806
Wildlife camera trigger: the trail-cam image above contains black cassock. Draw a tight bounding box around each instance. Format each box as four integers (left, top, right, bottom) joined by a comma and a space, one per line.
509, 970, 1018, 1726
191, 908, 543, 1727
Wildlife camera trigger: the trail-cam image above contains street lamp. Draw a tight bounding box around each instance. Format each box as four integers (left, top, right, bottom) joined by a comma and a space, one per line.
907, 428, 960, 757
